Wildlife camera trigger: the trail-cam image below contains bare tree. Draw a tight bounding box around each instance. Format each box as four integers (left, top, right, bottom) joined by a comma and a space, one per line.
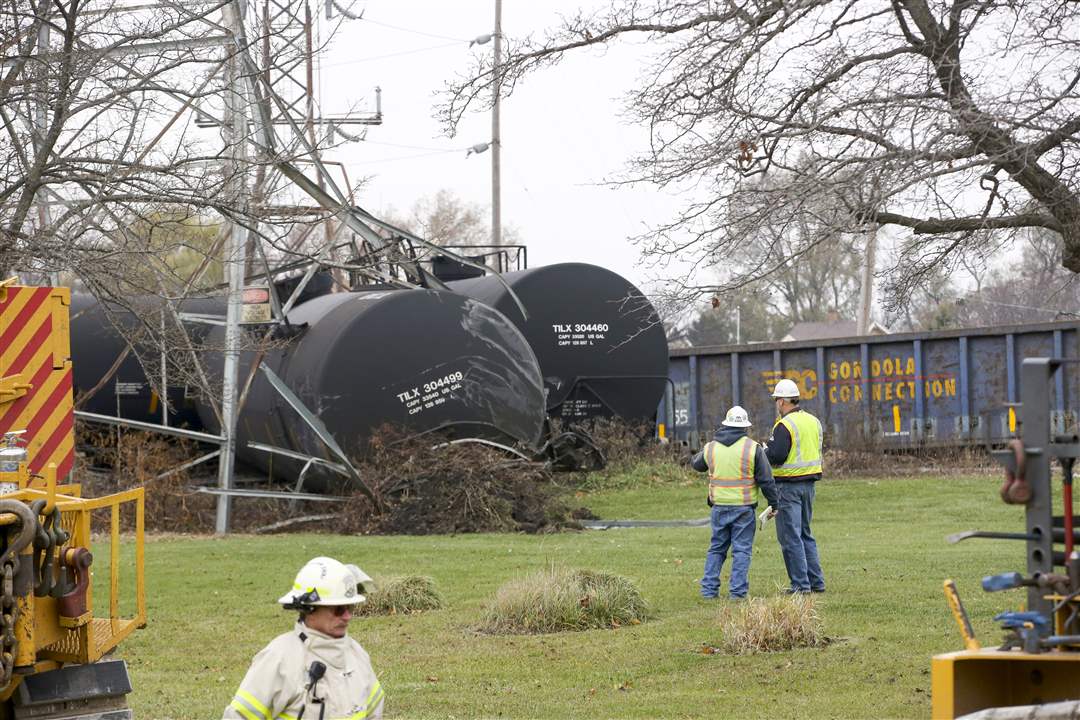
0, 2, 239, 286
886, 226, 1080, 330
0, 2, 388, 380
674, 288, 786, 346
883, 264, 958, 330
441, 1, 1080, 310
724, 164, 863, 322
947, 229, 1080, 327
382, 189, 522, 248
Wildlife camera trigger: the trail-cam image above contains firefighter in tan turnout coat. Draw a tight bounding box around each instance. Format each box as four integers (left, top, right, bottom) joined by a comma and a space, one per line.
225, 557, 384, 720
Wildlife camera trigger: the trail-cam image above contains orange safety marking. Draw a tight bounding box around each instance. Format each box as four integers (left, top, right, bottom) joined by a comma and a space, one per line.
0, 286, 75, 479
0, 356, 54, 433
9, 320, 53, 377
0, 345, 57, 431
0, 286, 38, 342
29, 408, 73, 477
0, 287, 50, 349
20, 367, 74, 479
1, 292, 62, 379
21, 407, 75, 479
24, 368, 72, 445
9, 295, 55, 368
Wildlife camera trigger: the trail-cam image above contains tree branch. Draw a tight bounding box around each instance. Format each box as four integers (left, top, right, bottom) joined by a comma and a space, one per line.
875, 210, 1060, 234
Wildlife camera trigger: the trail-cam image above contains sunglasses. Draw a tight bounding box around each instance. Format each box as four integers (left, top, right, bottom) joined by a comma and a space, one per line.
330, 603, 361, 617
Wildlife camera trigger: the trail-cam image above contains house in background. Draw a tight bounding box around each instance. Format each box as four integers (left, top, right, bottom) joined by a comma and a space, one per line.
782, 312, 889, 342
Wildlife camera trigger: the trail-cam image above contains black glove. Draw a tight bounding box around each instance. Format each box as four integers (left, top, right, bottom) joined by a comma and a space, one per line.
706, 497, 714, 508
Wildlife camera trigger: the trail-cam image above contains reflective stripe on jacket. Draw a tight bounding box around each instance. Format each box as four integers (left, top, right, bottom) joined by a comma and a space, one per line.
704, 436, 759, 506
224, 621, 384, 720
773, 410, 823, 478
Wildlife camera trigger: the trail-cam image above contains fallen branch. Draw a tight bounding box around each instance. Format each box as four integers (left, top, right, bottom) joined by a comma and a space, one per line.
253, 513, 340, 534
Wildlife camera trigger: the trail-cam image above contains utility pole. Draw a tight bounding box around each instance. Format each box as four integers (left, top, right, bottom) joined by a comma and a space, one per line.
857, 223, 877, 335
491, 0, 502, 250
216, 1, 250, 534
857, 178, 879, 336
35, 19, 57, 286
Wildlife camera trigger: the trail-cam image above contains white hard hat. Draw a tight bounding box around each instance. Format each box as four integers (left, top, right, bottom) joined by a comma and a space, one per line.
771, 378, 801, 399
721, 406, 752, 428
278, 556, 373, 608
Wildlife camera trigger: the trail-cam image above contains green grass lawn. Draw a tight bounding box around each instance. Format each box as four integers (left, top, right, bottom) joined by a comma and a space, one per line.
113, 467, 1030, 719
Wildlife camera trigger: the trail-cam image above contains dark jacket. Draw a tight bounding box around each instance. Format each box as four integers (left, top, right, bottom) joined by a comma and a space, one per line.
692, 426, 779, 509
765, 408, 823, 482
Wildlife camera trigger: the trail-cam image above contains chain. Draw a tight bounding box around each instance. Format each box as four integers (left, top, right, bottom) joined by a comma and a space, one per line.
0, 500, 39, 689
0, 558, 17, 687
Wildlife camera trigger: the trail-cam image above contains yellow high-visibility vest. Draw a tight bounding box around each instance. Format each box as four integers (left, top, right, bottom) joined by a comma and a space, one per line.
704, 436, 759, 506
773, 410, 823, 477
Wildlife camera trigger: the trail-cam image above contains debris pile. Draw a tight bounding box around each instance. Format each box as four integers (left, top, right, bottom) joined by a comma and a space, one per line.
341, 431, 587, 535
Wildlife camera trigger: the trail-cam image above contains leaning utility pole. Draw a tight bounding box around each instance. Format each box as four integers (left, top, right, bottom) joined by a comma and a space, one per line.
216, 2, 250, 534
491, 0, 503, 250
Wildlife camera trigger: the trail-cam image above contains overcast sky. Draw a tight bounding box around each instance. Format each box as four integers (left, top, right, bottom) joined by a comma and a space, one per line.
312, 0, 685, 297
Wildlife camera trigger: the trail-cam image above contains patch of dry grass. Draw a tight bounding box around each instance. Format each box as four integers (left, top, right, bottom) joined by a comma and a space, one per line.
825, 445, 994, 478
356, 575, 443, 616
479, 567, 649, 634
710, 595, 827, 654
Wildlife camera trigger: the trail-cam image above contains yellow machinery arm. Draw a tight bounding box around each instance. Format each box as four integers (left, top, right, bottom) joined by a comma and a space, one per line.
0, 284, 145, 716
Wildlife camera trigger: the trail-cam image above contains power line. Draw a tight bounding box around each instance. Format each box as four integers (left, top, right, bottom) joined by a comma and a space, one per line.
361, 17, 471, 43
362, 139, 465, 152
961, 295, 1080, 317
349, 150, 461, 164
320, 41, 461, 67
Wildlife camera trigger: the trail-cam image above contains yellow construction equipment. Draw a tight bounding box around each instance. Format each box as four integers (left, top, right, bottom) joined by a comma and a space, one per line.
933, 358, 1080, 719
0, 283, 145, 718
942, 580, 980, 652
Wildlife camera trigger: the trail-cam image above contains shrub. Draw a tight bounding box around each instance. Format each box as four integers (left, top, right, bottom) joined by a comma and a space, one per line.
480, 567, 649, 634
710, 595, 826, 654
357, 575, 443, 616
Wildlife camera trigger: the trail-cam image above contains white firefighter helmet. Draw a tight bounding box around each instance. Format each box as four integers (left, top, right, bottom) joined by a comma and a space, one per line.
278, 556, 373, 608
771, 378, 801, 399
721, 406, 752, 428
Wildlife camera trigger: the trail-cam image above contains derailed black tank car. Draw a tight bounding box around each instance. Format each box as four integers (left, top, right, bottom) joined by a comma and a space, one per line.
197, 289, 548, 486
448, 263, 669, 422
70, 294, 220, 427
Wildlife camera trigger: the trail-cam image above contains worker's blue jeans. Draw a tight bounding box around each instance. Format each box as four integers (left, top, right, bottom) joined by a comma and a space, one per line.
775, 480, 825, 593
701, 504, 756, 599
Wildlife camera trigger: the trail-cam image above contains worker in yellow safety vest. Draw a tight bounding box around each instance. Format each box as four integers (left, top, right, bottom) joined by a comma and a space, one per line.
765, 378, 826, 595
691, 406, 780, 599
225, 557, 385, 720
